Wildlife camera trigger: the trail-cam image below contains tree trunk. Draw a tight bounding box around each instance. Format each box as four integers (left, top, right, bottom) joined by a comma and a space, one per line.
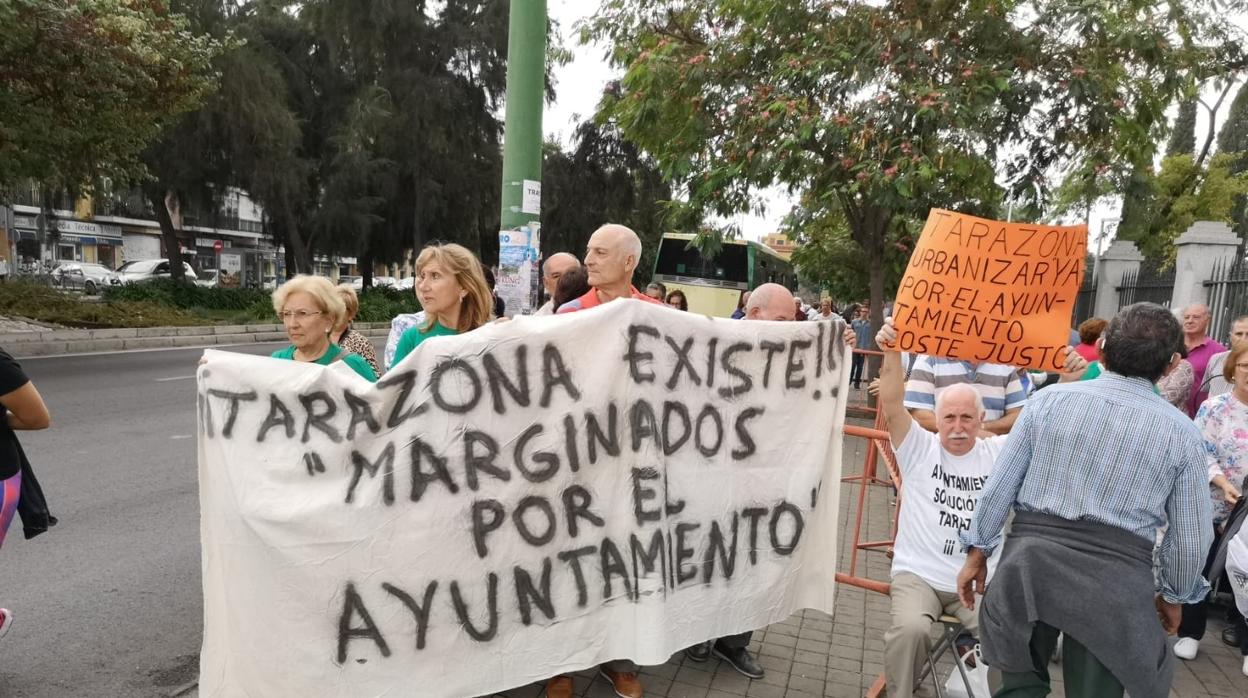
279, 205, 312, 274
360, 248, 374, 289
147, 186, 186, 281
846, 204, 893, 408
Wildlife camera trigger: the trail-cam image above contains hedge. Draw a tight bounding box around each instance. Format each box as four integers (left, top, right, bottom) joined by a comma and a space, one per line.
100, 278, 422, 324
0, 281, 204, 328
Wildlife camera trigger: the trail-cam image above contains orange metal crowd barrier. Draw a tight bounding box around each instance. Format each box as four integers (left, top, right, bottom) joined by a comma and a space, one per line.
837, 370, 903, 697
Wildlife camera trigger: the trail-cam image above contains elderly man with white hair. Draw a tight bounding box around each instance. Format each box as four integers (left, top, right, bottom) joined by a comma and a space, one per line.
875, 317, 1005, 698
557, 224, 661, 315
534, 252, 580, 316
1181, 303, 1227, 416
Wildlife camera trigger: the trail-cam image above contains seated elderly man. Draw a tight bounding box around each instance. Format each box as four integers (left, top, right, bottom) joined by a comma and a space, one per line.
904, 352, 1027, 435
876, 318, 1005, 697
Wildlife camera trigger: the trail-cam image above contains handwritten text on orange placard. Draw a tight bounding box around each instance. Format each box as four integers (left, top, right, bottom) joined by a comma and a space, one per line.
892, 209, 1087, 371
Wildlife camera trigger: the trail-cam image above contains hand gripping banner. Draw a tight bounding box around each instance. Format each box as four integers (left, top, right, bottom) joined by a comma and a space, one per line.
196, 300, 848, 697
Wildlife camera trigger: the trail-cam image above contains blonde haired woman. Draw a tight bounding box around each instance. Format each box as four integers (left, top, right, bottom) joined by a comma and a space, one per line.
391, 243, 492, 367
331, 284, 381, 376
270, 275, 377, 382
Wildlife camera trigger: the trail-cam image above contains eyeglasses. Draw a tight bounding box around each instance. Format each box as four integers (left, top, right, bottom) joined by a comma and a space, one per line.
279, 310, 323, 321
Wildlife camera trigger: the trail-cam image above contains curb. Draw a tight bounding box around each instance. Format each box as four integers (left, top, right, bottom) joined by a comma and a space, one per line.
2, 322, 391, 359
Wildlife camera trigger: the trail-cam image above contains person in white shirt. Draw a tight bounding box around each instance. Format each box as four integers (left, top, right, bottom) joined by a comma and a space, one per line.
876, 318, 1006, 698
534, 252, 580, 316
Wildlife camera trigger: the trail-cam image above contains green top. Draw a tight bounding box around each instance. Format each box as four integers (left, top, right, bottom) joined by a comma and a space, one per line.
1080, 361, 1103, 381
271, 343, 377, 382
392, 321, 458, 368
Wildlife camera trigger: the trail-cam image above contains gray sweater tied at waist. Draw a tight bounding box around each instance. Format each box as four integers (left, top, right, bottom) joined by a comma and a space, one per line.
979, 511, 1176, 698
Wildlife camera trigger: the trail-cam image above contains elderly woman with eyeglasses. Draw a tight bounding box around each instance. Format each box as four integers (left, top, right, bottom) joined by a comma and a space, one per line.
270, 275, 377, 382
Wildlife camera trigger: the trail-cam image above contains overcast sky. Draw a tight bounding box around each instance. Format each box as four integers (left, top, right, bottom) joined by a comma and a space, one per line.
542, 1, 1245, 250
543, 0, 790, 241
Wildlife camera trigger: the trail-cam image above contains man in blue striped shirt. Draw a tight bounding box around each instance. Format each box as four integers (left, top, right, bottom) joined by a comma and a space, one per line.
956, 303, 1213, 698
905, 357, 1028, 435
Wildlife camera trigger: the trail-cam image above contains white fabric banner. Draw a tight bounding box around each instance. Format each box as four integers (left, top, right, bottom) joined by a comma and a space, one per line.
197, 300, 849, 697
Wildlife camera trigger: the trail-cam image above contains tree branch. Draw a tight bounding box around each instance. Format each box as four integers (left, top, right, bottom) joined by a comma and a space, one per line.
1196, 78, 1238, 170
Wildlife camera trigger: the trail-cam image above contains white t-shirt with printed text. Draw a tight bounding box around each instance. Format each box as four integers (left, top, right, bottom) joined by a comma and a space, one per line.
892, 427, 1006, 592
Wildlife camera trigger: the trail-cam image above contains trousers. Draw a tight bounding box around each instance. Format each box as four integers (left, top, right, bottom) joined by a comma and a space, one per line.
996, 622, 1122, 698
884, 572, 978, 698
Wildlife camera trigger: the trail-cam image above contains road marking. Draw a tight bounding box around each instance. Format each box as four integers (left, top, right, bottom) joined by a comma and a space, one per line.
170, 434, 193, 440
155, 374, 197, 382
18, 342, 289, 361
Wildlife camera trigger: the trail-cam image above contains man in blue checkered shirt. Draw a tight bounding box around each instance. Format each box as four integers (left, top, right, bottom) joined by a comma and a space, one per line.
956, 303, 1213, 698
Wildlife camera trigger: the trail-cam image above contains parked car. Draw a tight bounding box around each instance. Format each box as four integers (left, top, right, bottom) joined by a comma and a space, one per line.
53, 262, 112, 294
373, 276, 398, 288
108, 259, 198, 286
395, 276, 415, 292
195, 269, 220, 288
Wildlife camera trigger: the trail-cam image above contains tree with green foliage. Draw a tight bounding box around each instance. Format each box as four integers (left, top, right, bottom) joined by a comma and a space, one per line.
1218, 83, 1248, 241
0, 0, 224, 187
1134, 153, 1248, 263
1166, 100, 1198, 157
787, 202, 910, 306
541, 120, 671, 285
1108, 82, 1243, 263
586, 0, 1244, 333
304, 0, 513, 279
139, 0, 299, 280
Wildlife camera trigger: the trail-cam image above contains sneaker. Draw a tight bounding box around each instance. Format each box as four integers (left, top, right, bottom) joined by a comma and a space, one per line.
685, 640, 711, 663
598, 667, 642, 698
1173, 636, 1199, 660
712, 642, 765, 679
1241, 655, 1248, 678
0, 608, 11, 640
545, 676, 573, 698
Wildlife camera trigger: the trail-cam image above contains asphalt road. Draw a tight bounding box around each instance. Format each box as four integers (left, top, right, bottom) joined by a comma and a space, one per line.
0, 341, 327, 697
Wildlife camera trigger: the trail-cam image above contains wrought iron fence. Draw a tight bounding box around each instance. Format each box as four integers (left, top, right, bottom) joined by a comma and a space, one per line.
1072, 278, 1097, 325
1117, 263, 1175, 310
1205, 256, 1248, 344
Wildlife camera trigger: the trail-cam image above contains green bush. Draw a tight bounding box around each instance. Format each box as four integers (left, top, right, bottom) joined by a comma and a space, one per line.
100, 279, 420, 322
9, 278, 422, 328
0, 281, 204, 327
102, 278, 270, 310
355, 286, 422, 323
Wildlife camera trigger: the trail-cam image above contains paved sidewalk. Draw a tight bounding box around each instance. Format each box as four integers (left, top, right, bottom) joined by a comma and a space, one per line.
184, 417, 1246, 698
484, 418, 1247, 698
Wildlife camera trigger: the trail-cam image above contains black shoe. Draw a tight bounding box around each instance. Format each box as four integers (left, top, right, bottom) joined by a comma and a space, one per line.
713, 642, 765, 679
955, 633, 979, 667
1223, 625, 1243, 648
685, 641, 711, 663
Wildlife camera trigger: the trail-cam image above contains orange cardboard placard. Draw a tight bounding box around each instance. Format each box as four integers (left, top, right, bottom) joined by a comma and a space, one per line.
892, 209, 1087, 371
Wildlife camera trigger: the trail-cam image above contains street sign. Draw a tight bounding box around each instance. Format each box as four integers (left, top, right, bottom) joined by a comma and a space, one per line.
213, 239, 224, 252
